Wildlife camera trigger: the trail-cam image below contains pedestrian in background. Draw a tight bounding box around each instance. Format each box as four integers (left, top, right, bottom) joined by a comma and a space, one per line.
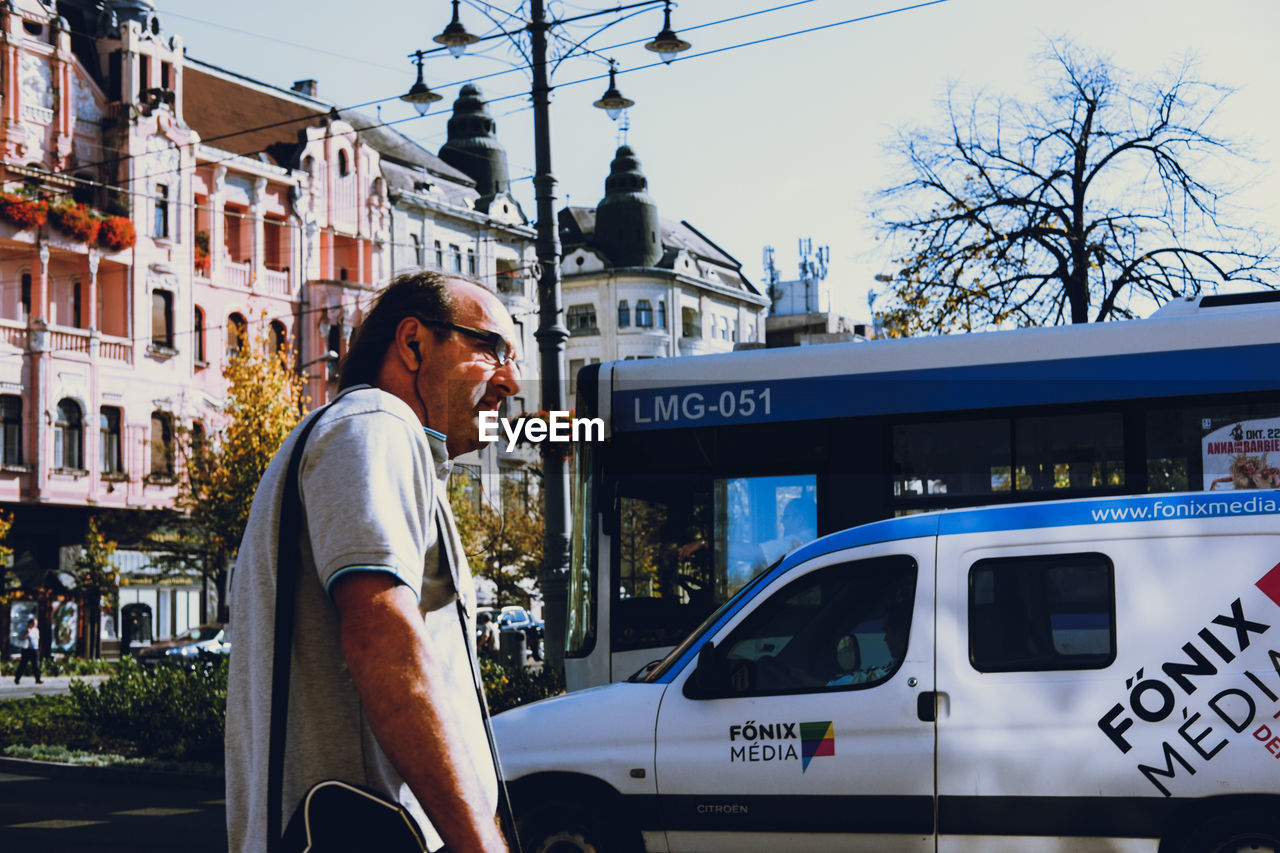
14, 617, 41, 684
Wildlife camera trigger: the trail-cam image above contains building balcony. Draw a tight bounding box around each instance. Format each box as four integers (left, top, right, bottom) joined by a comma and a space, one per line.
261, 267, 291, 296
222, 259, 251, 289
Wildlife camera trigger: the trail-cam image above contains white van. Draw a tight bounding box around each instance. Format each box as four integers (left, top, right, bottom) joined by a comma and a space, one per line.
494, 491, 1280, 853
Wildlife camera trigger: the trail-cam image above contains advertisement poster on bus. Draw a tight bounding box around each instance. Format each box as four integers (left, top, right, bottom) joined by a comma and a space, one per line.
1202, 417, 1280, 490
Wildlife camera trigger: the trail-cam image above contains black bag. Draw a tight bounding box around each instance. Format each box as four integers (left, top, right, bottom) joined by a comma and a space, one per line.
281, 780, 429, 852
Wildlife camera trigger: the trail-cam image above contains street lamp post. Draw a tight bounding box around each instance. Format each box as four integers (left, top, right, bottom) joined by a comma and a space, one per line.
525, 0, 574, 673
410, 0, 691, 671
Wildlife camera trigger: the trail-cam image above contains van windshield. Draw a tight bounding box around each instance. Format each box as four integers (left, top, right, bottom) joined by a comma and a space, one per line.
641, 554, 786, 683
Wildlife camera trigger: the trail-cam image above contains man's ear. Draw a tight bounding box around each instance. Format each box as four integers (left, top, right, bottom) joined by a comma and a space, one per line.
393, 316, 427, 369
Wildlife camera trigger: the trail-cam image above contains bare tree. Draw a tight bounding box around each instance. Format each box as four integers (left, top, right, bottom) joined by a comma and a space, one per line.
874, 41, 1276, 335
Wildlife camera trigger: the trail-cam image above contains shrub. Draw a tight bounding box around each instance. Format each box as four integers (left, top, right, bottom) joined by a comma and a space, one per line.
0, 693, 104, 753
96, 215, 136, 252
68, 655, 226, 761
48, 202, 101, 243
0, 192, 48, 230
481, 655, 565, 715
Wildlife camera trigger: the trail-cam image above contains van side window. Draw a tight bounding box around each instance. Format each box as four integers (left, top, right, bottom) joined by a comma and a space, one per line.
969, 552, 1115, 672
705, 555, 917, 698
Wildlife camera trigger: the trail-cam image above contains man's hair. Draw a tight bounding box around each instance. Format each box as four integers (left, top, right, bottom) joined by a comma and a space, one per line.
338, 270, 470, 389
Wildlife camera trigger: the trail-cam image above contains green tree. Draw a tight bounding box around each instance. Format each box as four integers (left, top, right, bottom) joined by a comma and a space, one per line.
449, 476, 543, 609
73, 516, 118, 659
874, 41, 1275, 336
177, 322, 306, 621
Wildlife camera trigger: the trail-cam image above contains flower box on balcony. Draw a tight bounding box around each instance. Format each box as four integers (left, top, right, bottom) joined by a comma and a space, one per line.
0, 193, 48, 230
97, 215, 136, 252
48, 202, 101, 244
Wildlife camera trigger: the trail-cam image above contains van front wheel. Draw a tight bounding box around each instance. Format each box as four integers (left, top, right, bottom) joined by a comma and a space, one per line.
517, 799, 639, 853
1180, 811, 1280, 853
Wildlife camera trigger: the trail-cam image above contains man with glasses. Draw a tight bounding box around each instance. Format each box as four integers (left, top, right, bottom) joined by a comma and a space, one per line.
227, 271, 519, 853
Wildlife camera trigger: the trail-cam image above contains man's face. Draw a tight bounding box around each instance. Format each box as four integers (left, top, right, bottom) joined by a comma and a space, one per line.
419, 282, 521, 458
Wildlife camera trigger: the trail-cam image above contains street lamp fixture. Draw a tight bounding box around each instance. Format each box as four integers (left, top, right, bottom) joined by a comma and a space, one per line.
592, 61, 634, 121
400, 51, 443, 116
434, 0, 481, 58
644, 1, 691, 64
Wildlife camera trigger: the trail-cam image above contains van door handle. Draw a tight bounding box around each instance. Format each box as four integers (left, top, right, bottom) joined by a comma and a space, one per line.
917, 691, 938, 722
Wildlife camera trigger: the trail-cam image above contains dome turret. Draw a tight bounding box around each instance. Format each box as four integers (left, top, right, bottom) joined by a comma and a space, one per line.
594, 145, 661, 268
438, 84, 511, 206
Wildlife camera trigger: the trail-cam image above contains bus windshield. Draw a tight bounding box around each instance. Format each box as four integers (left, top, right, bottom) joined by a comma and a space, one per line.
642, 552, 788, 683
611, 473, 816, 654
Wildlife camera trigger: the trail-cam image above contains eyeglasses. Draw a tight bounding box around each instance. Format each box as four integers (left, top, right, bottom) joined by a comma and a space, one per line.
419, 319, 517, 367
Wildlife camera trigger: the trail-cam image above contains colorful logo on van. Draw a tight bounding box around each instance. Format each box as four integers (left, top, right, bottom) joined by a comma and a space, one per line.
800, 720, 835, 771
728, 719, 835, 771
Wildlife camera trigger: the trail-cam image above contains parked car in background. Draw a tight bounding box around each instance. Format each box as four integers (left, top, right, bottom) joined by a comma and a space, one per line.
137, 623, 227, 663
499, 606, 544, 661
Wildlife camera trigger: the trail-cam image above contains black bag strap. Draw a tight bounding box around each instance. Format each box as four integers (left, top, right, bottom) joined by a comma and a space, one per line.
267, 405, 332, 851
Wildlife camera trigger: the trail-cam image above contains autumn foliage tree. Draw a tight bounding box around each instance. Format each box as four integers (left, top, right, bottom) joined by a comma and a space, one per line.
874, 41, 1276, 335
74, 516, 119, 658
449, 475, 543, 610
178, 323, 306, 621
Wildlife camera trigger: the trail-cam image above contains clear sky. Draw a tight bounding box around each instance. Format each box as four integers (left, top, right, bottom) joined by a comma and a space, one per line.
153, 0, 1280, 320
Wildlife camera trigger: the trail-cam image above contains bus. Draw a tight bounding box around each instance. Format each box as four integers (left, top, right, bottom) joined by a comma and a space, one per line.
564, 292, 1280, 691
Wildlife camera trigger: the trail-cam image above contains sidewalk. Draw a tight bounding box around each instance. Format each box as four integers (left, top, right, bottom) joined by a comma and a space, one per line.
0, 673, 110, 701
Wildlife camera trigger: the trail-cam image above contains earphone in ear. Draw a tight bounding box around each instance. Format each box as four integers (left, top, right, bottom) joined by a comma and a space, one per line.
408, 339, 421, 364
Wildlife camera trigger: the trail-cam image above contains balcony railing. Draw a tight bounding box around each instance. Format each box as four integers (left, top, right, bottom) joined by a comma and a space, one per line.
100, 336, 132, 364
48, 329, 90, 357
223, 260, 251, 289
0, 321, 27, 350
262, 268, 290, 296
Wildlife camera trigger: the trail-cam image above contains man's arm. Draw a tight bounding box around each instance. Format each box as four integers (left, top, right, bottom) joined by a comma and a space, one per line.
332, 572, 507, 853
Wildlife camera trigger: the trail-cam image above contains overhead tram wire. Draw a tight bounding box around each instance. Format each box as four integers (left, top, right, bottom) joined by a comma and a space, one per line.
49, 0, 946, 184
22, 0, 955, 250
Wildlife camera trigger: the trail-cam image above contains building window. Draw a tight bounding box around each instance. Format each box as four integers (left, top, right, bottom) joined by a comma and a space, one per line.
72, 280, 82, 328
20, 272, 31, 320
337, 149, 350, 177
270, 320, 288, 357
193, 306, 206, 363
154, 184, 169, 239
496, 258, 522, 294
411, 234, 423, 266
54, 398, 83, 471
327, 323, 342, 381
467, 248, 476, 276
1, 395, 21, 465
658, 300, 666, 329
151, 290, 174, 349
150, 412, 173, 476
100, 407, 122, 475
227, 313, 247, 359
636, 300, 653, 328
681, 306, 701, 338
434, 240, 443, 268
567, 304, 598, 335
618, 300, 630, 328
449, 244, 462, 273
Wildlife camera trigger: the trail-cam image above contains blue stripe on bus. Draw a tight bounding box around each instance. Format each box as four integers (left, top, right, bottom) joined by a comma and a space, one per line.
649, 491, 1280, 683
615, 344, 1280, 431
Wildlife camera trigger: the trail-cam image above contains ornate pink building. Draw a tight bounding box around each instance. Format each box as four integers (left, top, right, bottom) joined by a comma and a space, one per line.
1, 0, 535, 653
